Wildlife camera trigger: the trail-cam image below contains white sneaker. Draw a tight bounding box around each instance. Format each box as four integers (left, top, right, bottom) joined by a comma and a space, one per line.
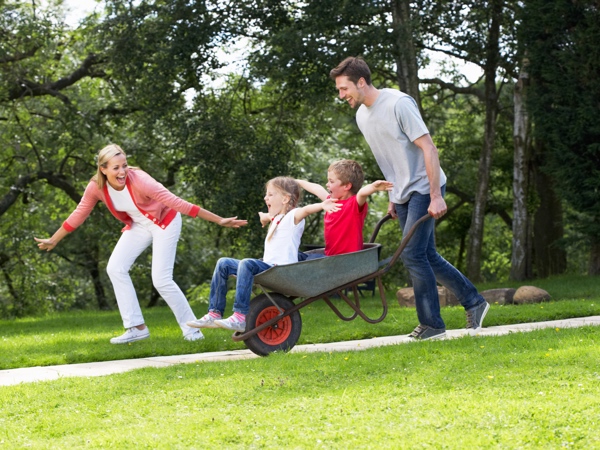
214, 315, 246, 332
184, 330, 205, 341
186, 313, 221, 329
110, 327, 150, 344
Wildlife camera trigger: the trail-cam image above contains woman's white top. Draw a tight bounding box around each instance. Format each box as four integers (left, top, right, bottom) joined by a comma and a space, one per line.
107, 184, 154, 226
262, 208, 305, 266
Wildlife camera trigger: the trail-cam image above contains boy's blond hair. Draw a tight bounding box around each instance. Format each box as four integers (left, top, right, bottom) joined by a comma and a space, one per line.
328, 159, 364, 195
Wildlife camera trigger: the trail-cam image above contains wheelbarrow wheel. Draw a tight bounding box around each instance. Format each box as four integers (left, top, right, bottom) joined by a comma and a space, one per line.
244, 293, 302, 356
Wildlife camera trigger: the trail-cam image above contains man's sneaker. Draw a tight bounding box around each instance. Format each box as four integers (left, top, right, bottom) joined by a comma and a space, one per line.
184, 330, 205, 342
214, 315, 246, 333
186, 313, 221, 329
408, 324, 446, 341
466, 301, 490, 335
110, 327, 150, 344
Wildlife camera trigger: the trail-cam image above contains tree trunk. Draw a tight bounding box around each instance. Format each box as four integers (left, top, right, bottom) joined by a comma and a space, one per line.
466, 0, 501, 282
391, 0, 421, 105
89, 264, 110, 310
589, 236, 600, 276
532, 162, 566, 277
81, 245, 110, 310
510, 59, 532, 281
147, 286, 162, 308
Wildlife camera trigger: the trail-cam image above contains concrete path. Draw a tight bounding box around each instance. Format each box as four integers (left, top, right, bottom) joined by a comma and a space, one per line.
2, 315, 599, 387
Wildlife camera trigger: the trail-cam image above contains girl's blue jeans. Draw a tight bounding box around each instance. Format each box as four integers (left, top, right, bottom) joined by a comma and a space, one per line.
208, 257, 272, 316
394, 186, 484, 330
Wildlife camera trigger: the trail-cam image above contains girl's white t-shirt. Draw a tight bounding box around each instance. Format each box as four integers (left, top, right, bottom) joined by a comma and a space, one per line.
262, 208, 305, 266
107, 184, 154, 226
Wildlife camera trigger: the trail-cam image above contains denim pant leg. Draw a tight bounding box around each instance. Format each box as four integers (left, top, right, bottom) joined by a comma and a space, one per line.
208, 257, 241, 316
233, 258, 273, 315
395, 196, 445, 330
395, 188, 484, 329
429, 252, 484, 311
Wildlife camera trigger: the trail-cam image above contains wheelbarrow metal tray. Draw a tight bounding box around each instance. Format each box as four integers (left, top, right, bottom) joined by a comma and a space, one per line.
254, 243, 381, 298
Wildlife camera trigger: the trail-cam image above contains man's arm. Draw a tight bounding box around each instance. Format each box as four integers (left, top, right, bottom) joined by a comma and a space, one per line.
356, 180, 394, 207
296, 179, 329, 201
413, 133, 447, 219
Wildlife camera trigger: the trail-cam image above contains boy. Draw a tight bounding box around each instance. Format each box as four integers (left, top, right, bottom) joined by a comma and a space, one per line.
296, 159, 392, 257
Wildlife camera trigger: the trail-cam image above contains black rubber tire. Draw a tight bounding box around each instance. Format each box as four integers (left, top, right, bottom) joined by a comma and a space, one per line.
244, 293, 302, 356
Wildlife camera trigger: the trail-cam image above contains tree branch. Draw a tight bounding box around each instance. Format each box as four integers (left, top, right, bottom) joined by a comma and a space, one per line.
419, 77, 485, 101
446, 185, 512, 228
0, 172, 81, 217
0, 45, 41, 64
6, 53, 106, 102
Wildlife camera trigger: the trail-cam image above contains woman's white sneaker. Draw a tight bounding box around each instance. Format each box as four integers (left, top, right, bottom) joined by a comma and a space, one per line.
184, 330, 205, 341
110, 327, 150, 344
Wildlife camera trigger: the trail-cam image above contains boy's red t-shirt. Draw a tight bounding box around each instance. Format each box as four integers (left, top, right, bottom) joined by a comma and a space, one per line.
323, 195, 368, 256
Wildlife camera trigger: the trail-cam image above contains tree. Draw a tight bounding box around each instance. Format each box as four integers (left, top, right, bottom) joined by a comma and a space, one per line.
0, 0, 239, 315
510, 57, 532, 280
419, 0, 519, 282
521, 0, 600, 275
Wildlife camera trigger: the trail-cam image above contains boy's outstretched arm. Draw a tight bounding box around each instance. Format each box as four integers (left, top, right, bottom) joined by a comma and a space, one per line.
296, 179, 329, 201
293, 198, 341, 225
356, 180, 394, 207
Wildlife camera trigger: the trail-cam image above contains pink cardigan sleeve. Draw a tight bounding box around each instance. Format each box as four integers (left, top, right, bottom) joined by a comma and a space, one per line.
62, 181, 103, 232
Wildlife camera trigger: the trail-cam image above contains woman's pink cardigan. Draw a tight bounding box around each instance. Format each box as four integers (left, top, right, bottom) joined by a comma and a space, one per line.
63, 169, 201, 232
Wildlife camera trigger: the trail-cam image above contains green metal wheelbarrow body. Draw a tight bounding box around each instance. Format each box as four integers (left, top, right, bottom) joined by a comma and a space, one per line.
253, 243, 381, 298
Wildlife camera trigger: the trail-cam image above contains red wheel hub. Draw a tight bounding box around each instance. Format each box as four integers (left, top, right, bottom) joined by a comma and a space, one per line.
255, 306, 292, 345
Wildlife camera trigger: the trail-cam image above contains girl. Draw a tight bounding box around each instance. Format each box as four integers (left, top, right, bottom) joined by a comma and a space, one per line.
187, 176, 340, 332
35, 144, 247, 344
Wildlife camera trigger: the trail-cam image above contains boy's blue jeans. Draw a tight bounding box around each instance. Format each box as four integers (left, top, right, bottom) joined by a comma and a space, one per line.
394, 186, 485, 330
208, 257, 272, 316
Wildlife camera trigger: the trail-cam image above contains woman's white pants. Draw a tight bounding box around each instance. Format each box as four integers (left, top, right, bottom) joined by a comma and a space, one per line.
106, 213, 196, 337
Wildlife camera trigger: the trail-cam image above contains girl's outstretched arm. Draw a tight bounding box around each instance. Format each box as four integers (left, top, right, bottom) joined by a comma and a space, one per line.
292, 198, 341, 225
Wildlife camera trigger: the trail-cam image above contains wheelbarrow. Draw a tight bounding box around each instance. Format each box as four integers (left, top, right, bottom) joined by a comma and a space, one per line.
231, 213, 432, 356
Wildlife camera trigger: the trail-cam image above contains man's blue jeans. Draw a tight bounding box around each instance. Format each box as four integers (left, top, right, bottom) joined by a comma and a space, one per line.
208, 257, 273, 316
394, 186, 484, 330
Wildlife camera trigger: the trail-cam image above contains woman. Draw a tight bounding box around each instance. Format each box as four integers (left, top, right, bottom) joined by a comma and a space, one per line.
35, 144, 247, 344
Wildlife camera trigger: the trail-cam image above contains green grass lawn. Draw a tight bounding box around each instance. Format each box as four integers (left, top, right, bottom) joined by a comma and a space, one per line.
1, 274, 599, 370
0, 274, 599, 448
1, 326, 598, 448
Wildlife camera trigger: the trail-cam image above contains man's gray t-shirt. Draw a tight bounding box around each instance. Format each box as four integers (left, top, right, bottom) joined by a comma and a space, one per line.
356, 88, 446, 204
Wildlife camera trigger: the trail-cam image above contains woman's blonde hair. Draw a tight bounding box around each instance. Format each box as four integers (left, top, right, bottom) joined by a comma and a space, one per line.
92, 144, 130, 189
265, 177, 301, 241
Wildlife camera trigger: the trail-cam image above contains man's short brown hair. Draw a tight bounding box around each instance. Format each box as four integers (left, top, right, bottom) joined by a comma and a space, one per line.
328, 159, 365, 195
329, 57, 372, 85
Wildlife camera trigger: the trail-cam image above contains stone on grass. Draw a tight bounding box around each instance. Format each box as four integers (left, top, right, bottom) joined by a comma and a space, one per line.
396, 286, 459, 308
513, 285, 551, 304
480, 288, 516, 305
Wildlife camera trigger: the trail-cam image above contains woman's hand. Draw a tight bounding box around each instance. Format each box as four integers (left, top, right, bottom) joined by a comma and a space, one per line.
218, 217, 248, 228
34, 237, 56, 252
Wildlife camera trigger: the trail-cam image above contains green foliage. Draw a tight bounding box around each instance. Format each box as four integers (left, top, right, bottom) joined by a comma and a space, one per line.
522, 0, 600, 235
2, 0, 599, 318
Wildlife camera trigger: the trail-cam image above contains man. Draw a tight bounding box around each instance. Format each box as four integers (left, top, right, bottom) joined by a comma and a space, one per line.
330, 56, 489, 340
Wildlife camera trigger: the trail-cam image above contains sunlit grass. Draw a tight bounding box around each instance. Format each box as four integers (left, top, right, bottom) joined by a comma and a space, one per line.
1, 274, 599, 370
1, 326, 598, 448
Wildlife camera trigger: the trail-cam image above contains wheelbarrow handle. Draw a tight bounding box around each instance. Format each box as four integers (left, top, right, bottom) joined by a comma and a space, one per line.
375, 213, 433, 274
368, 214, 394, 244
